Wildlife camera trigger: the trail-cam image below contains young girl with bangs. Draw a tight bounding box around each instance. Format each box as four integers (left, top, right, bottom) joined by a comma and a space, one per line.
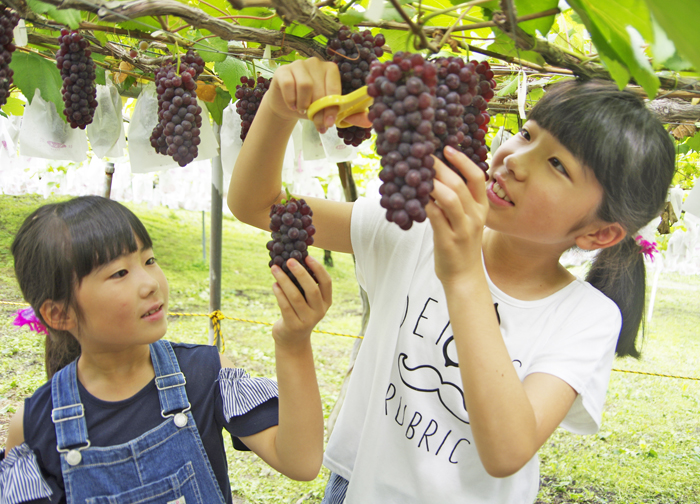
1, 195, 330, 503
227, 58, 676, 503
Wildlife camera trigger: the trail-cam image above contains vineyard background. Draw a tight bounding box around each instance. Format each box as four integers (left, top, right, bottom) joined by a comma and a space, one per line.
0, 0, 699, 502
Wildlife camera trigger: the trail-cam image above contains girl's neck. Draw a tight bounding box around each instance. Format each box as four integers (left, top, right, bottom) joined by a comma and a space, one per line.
482, 229, 575, 301
76, 344, 155, 402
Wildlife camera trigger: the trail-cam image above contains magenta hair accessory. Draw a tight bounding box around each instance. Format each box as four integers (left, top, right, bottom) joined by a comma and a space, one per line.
635, 235, 658, 262
13, 307, 49, 335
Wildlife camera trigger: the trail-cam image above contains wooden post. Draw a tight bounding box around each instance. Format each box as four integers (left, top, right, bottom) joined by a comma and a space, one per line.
209, 123, 223, 350
103, 162, 115, 199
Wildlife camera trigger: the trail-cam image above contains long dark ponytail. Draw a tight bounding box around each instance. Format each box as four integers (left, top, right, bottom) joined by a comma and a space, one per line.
530, 80, 676, 358
11, 196, 153, 378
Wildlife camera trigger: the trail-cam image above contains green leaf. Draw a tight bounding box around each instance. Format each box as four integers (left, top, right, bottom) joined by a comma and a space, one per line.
489, 31, 546, 66
513, 0, 560, 37
95, 66, 106, 86
382, 29, 413, 53
26, 0, 81, 29
645, 0, 700, 74
196, 37, 229, 63
9, 52, 65, 121
205, 88, 232, 126
496, 76, 518, 97
215, 56, 249, 93
117, 18, 161, 32
567, 0, 659, 96
685, 133, 700, 153
1, 96, 25, 117
338, 11, 365, 27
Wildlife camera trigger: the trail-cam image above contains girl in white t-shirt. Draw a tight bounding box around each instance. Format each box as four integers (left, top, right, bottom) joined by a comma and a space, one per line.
227, 58, 675, 503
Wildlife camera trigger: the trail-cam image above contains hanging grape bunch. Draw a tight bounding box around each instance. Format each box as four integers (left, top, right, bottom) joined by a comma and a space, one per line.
267, 197, 317, 295
430, 57, 496, 177
325, 25, 385, 147
0, 6, 19, 108
461, 60, 495, 174
150, 50, 205, 167
56, 29, 98, 129
235, 75, 271, 141
367, 53, 439, 230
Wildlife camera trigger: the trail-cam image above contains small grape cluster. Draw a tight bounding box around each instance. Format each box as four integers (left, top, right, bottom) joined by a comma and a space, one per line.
326, 26, 385, 147
367, 52, 439, 230
235, 75, 271, 141
0, 7, 19, 108
57, 29, 98, 129
150, 50, 205, 167
267, 197, 317, 294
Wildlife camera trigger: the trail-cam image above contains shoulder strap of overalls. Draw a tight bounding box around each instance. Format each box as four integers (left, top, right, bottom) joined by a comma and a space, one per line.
150, 340, 191, 416
51, 361, 89, 451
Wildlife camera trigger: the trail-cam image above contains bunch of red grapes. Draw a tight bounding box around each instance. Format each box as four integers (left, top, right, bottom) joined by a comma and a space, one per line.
325, 25, 385, 147
150, 50, 205, 167
56, 29, 98, 129
235, 75, 271, 141
0, 6, 19, 108
366, 52, 439, 230
267, 197, 317, 295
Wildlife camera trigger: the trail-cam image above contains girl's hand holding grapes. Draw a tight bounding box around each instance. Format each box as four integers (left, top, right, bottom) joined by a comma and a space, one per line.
427, 146, 490, 288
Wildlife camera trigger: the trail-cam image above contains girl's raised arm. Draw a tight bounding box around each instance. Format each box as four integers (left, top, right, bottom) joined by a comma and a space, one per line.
235, 256, 330, 481
227, 58, 363, 254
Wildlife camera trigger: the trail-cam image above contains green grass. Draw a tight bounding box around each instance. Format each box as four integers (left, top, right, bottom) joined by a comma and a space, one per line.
1, 194, 699, 503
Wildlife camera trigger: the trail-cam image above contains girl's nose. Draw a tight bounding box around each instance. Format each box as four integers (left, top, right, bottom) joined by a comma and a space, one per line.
504, 152, 527, 181
139, 270, 160, 298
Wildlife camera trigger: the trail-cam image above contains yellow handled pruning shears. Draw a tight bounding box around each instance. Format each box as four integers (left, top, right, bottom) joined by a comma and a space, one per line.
306, 86, 373, 128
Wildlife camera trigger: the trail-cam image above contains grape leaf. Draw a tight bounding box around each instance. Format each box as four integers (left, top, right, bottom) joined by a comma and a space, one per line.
645, 0, 700, 74
215, 56, 249, 93
9, 52, 65, 122
1, 96, 25, 117
197, 37, 229, 63
26, 0, 81, 29
205, 88, 232, 126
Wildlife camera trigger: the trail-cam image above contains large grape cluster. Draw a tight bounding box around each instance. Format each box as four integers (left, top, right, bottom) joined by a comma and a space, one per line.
150, 50, 205, 167
0, 7, 19, 108
366, 53, 439, 230
57, 29, 98, 129
326, 25, 385, 147
267, 197, 317, 294
234, 75, 271, 141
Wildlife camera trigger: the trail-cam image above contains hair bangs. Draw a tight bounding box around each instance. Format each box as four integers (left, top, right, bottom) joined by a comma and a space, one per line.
58, 197, 153, 281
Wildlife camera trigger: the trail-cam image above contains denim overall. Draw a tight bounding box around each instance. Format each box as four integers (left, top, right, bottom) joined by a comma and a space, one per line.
50, 340, 227, 504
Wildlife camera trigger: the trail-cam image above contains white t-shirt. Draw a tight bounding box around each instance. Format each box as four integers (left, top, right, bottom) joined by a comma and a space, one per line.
323, 197, 621, 504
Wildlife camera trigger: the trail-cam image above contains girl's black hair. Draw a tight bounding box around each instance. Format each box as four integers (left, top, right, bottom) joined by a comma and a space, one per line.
529, 79, 676, 358
11, 196, 153, 378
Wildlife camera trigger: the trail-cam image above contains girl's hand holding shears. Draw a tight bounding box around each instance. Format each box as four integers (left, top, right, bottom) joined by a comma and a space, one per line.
271, 255, 332, 349
426, 146, 490, 287
267, 58, 371, 134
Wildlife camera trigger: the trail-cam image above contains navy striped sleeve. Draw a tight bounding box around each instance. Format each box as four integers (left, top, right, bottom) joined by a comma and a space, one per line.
0, 444, 53, 504
217, 368, 278, 421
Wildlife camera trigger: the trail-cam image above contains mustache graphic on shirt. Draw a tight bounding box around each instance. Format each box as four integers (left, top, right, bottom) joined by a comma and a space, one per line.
397, 353, 469, 424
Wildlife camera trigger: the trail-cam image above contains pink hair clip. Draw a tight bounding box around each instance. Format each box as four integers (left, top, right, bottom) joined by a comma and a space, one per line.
13, 307, 49, 335
635, 235, 658, 262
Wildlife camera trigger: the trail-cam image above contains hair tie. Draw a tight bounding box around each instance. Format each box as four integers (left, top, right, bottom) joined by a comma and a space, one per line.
635, 235, 658, 262
13, 307, 49, 335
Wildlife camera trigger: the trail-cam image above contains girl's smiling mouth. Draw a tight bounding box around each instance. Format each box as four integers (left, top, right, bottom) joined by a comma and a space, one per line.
487, 179, 514, 206
141, 304, 164, 319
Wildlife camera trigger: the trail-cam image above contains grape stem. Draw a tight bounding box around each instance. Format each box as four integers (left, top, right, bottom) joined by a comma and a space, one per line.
326, 46, 360, 62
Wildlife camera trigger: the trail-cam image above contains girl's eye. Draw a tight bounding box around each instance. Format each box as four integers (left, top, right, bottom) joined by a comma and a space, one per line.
146, 257, 157, 265
111, 269, 128, 279
550, 157, 568, 176
520, 128, 531, 141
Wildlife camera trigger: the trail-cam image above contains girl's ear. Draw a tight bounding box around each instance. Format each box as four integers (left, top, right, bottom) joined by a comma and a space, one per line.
575, 222, 627, 251
39, 300, 77, 332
